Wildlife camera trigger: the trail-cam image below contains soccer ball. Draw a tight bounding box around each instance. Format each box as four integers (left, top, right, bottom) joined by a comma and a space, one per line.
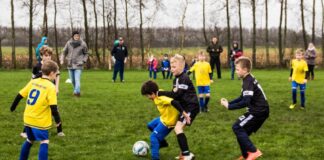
132, 140, 150, 156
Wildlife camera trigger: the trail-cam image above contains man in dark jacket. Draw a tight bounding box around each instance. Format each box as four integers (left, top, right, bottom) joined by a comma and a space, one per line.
111, 37, 128, 82
207, 36, 223, 79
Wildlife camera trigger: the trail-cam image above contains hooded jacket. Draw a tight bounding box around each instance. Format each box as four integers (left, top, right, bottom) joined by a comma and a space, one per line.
35, 37, 48, 61
62, 38, 89, 70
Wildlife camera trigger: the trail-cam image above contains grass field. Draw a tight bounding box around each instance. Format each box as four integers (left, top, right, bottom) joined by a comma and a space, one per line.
0, 69, 324, 160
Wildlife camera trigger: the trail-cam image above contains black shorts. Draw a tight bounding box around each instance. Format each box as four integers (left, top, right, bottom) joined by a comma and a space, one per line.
179, 107, 199, 126
234, 112, 268, 135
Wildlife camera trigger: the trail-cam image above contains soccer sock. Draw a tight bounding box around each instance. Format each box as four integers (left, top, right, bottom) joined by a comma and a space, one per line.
39, 143, 48, 160
292, 89, 297, 104
20, 141, 32, 160
57, 123, 62, 133
300, 90, 305, 107
177, 133, 190, 156
205, 97, 210, 107
199, 97, 204, 109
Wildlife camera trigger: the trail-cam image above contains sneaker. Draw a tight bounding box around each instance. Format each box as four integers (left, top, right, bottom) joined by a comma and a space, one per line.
20, 132, 27, 138
57, 132, 65, 137
246, 149, 262, 160
289, 104, 296, 109
112, 79, 115, 83
300, 106, 305, 110
175, 152, 195, 160
74, 93, 81, 97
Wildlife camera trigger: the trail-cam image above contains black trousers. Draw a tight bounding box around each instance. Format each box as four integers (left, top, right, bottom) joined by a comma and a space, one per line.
210, 57, 221, 79
308, 64, 315, 79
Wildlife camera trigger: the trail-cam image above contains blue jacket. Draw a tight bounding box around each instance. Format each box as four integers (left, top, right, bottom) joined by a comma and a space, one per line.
35, 37, 48, 61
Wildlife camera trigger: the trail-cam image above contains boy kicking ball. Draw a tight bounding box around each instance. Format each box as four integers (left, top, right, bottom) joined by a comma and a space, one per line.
220, 57, 269, 160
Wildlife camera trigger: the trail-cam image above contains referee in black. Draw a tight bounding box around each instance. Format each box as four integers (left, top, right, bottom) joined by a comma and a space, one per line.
207, 36, 223, 79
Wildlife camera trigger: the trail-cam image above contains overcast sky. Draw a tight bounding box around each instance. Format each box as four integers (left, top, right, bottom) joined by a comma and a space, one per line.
0, 0, 322, 34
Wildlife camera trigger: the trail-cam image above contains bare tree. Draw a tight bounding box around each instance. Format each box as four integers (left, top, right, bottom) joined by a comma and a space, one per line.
265, 0, 269, 65
139, 0, 144, 67
202, 0, 208, 45
322, 0, 324, 65
0, 27, 7, 68
102, 0, 106, 66
91, 0, 100, 64
124, 0, 133, 68
278, 0, 284, 67
107, 11, 112, 70
113, 0, 118, 39
11, 0, 16, 68
81, 0, 90, 46
42, 0, 48, 36
54, 0, 60, 67
68, 0, 74, 31
283, 0, 287, 58
238, 0, 243, 49
312, 0, 315, 43
180, 0, 189, 53
28, 0, 34, 68
251, 0, 256, 67
226, 0, 231, 64
300, 0, 307, 49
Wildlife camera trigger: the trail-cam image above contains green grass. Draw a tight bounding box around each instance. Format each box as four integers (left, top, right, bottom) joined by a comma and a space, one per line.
0, 69, 324, 159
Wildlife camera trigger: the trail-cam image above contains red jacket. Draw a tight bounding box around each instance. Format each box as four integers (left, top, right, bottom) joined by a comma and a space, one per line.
147, 58, 158, 71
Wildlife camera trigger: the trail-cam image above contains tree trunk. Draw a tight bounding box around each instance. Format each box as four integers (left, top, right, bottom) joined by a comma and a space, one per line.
92, 0, 100, 64
226, 0, 231, 65
54, 0, 60, 67
278, 0, 284, 67
312, 0, 315, 43
107, 12, 112, 70
68, 0, 74, 31
301, 0, 308, 50
114, 0, 118, 39
180, 0, 189, 53
202, 0, 208, 45
265, 0, 269, 65
11, 0, 16, 69
82, 0, 90, 68
28, 0, 33, 68
42, 0, 48, 36
140, 0, 144, 67
252, 0, 256, 67
0, 39, 2, 68
321, 0, 324, 66
102, 0, 106, 66
125, 0, 132, 68
283, 0, 287, 60
238, 0, 243, 49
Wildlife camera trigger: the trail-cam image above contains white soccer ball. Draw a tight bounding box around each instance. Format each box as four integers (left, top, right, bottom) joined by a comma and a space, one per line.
132, 140, 150, 156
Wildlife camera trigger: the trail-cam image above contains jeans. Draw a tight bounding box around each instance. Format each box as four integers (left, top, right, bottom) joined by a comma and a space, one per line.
230, 61, 235, 80
149, 70, 157, 79
68, 69, 82, 94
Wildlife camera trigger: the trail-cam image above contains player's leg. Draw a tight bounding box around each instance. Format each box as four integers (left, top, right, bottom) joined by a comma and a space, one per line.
300, 83, 306, 108
210, 58, 215, 79
290, 81, 297, 109
112, 61, 119, 82
204, 86, 211, 112
150, 119, 171, 160
147, 117, 160, 132
197, 86, 204, 112
39, 140, 49, 160
74, 69, 82, 95
215, 58, 221, 79
19, 127, 35, 160
120, 60, 125, 82
174, 121, 190, 156
68, 69, 76, 89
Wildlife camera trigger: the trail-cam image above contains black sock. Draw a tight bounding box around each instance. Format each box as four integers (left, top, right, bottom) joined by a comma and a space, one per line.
205, 97, 210, 107
57, 123, 62, 133
177, 133, 190, 156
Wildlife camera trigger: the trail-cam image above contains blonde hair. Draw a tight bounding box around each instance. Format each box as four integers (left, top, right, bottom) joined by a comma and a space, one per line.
235, 57, 252, 72
40, 46, 53, 56
171, 54, 185, 69
295, 48, 304, 55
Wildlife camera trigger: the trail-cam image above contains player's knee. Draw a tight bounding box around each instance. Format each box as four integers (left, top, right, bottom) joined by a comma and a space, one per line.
198, 94, 204, 97
206, 93, 210, 97
232, 123, 241, 133
26, 139, 34, 144
40, 140, 49, 144
174, 126, 183, 134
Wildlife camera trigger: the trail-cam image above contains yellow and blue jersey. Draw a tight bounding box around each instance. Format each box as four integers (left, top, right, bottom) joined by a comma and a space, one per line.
153, 96, 179, 128
291, 59, 308, 84
19, 78, 57, 130
189, 61, 212, 86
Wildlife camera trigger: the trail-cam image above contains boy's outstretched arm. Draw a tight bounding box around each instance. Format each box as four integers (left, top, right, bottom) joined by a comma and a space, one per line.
229, 96, 243, 105
10, 94, 23, 112
228, 96, 251, 110
50, 105, 62, 126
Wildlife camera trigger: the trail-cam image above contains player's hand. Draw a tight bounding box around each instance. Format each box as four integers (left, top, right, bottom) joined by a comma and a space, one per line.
210, 79, 214, 83
303, 79, 307, 84
183, 112, 191, 124
10, 106, 16, 112
124, 59, 127, 63
220, 98, 229, 109
288, 77, 292, 81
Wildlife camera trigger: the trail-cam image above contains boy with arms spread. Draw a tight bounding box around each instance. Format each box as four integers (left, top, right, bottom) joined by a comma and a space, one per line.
220, 57, 269, 160
158, 54, 199, 160
10, 60, 62, 160
188, 51, 213, 112
141, 80, 189, 160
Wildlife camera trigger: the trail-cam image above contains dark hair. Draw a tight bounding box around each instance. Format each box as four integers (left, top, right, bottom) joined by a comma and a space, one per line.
141, 80, 159, 95
72, 31, 80, 37
41, 60, 59, 76
164, 54, 168, 57
235, 57, 252, 72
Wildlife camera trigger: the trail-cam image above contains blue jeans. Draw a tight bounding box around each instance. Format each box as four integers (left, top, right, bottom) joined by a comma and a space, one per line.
147, 118, 173, 160
69, 69, 82, 94
149, 70, 157, 79
113, 60, 125, 81
292, 81, 306, 107
230, 61, 235, 80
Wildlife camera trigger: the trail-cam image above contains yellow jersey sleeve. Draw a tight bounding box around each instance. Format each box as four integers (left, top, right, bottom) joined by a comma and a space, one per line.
48, 85, 57, 105
189, 63, 196, 72
19, 81, 32, 98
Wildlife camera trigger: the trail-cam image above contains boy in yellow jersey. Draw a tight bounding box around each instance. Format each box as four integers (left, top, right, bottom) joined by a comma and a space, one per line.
141, 80, 190, 160
188, 51, 213, 112
10, 60, 61, 160
289, 49, 309, 109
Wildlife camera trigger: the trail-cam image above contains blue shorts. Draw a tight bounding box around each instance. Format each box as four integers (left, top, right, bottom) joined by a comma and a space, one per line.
197, 86, 210, 94
292, 81, 306, 91
25, 126, 49, 141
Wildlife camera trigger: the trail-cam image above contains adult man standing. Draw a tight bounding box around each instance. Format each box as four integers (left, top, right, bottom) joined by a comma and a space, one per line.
111, 37, 128, 82
207, 36, 223, 79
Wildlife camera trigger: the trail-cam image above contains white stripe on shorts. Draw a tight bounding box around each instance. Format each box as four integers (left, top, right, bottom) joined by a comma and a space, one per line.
239, 114, 254, 127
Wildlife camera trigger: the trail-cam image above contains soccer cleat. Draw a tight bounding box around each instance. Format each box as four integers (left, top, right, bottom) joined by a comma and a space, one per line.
57, 132, 65, 137
289, 104, 296, 109
246, 149, 262, 160
20, 132, 27, 138
175, 152, 195, 160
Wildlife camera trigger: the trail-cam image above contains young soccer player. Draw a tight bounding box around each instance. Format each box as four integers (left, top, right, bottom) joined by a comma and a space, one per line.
188, 51, 213, 112
161, 54, 171, 79
147, 55, 158, 80
158, 54, 199, 160
220, 57, 269, 160
289, 49, 309, 109
10, 60, 61, 160
141, 80, 190, 160
20, 46, 64, 138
